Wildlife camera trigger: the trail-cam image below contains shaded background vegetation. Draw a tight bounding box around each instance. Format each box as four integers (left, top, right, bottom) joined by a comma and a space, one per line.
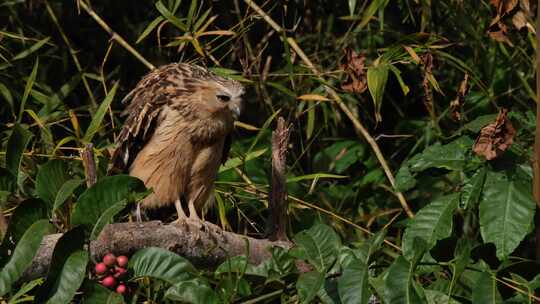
1, 0, 539, 303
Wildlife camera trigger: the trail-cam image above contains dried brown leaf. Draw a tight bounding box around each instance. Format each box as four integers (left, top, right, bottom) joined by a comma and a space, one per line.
450, 74, 469, 121
487, 21, 514, 46
473, 108, 516, 160
340, 48, 368, 94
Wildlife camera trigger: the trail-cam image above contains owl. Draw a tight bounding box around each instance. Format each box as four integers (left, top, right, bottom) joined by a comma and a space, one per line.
110, 63, 244, 222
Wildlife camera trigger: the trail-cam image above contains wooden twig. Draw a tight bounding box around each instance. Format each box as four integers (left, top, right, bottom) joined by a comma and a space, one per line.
23, 220, 291, 280
242, 0, 414, 218
80, 143, 97, 187
268, 117, 291, 241
534, 0, 540, 262
0, 208, 6, 240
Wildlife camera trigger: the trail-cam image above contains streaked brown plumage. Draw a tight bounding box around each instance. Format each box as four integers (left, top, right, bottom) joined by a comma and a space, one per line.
110, 63, 243, 221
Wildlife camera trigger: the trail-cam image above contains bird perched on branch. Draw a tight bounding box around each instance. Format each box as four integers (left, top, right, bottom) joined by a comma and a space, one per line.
109, 63, 244, 223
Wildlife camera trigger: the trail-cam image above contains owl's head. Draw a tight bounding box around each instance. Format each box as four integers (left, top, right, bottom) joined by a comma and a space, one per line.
177, 64, 244, 121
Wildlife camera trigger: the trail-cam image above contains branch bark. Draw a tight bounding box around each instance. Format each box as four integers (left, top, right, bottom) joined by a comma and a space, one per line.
80, 143, 97, 187
23, 220, 291, 280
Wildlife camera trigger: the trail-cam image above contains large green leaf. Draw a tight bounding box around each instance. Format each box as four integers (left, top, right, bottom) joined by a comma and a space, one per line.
165, 278, 219, 304
214, 255, 266, 277
395, 164, 416, 192
52, 179, 83, 213
425, 289, 460, 304
82, 82, 118, 143
367, 62, 389, 122
36, 227, 86, 303
81, 281, 125, 304
71, 175, 146, 228
6, 123, 33, 178
90, 199, 128, 240
460, 167, 486, 210
408, 137, 475, 173
296, 271, 324, 304
43, 250, 88, 304
402, 194, 459, 261
0, 199, 48, 266
36, 160, 68, 210
338, 258, 370, 304
292, 224, 342, 272
383, 256, 424, 304
129, 247, 195, 284
479, 171, 536, 260
472, 272, 502, 304
0, 220, 54, 296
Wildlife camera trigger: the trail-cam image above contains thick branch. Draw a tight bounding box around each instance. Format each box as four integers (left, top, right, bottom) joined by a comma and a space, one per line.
24, 220, 291, 280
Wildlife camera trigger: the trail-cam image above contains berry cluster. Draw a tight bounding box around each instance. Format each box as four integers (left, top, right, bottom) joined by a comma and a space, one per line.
94, 253, 129, 294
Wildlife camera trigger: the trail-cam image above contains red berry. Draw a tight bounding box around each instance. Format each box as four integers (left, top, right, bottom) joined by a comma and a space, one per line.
116, 284, 127, 294
116, 255, 128, 267
114, 267, 127, 279
103, 253, 116, 267
101, 276, 116, 288
95, 262, 108, 275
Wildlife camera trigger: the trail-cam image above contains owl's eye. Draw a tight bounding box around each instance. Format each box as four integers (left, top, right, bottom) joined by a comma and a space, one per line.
217, 94, 231, 102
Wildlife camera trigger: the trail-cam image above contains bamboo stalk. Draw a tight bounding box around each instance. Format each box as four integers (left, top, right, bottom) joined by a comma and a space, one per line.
77, 1, 155, 71
242, 0, 414, 218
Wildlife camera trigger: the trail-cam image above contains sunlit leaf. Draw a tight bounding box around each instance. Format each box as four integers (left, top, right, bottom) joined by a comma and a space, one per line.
83, 82, 118, 143
367, 62, 389, 123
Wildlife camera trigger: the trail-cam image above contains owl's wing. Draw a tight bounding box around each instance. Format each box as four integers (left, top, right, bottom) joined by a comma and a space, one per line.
109, 67, 179, 174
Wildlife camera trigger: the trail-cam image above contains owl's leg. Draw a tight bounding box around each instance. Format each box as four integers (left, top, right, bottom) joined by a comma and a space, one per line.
187, 199, 200, 221
174, 198, 187, 221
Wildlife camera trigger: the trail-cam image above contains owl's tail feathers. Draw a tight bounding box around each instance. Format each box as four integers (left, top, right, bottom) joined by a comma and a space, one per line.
107, 130, 131, 175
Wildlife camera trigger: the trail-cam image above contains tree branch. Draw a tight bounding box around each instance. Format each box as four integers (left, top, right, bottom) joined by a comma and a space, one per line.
23, 220, 291, 280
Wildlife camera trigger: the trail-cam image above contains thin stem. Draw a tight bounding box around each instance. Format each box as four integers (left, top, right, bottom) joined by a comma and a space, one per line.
78, 0, 155, 71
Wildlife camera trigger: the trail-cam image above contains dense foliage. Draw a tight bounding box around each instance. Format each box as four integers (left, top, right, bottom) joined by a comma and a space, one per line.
1, 0, 539, 303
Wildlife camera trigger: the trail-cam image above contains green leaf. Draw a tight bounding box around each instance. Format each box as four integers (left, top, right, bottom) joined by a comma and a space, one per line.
81, 281, 125, 304
219, 148, 267, 173
7, 277, 43, 304
383, 256, 424, 304
367, 62, 389, 122
293, 224, 341, 272
43, 250, 88, 304
286, 173, 347, 183
358, 0, 389, 30
0, 82, 14, 114
389, 65, 410, 95
296, 271, 324, 304
0, 219, 54, 296
424, 289, 460, 304
136, 16, 164, 44
0, 199, 48, 265
18, 58, 39, 123
460, 167, 486, 209
395, 164, 416, 192
71, 175, 146, 228
338, 258, 370, 304
35, 227, 86, 303
53, 179, 83, 213
165, 278, 220, 304
408, 137, 475, 172
402, 194, 459, 261
36, 160, 68, 210
155, 1, 188, 31
129, 247, 195, 284
462, 114, 498, 133
12, 37, 50, 61
479, 171, 536, 260
348, 0, 357, 16
83, 82, 118, 143
214, 255, 266, 277
90, 199, 128, 240
6, 124, 33, 178
472, 272, 502, 304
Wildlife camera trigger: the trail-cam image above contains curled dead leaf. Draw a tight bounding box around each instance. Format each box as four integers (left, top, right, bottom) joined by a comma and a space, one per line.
340, 48, 368, 94
450, 74, 469, 121
472, 108, 516, 160
487, 21, 513, 46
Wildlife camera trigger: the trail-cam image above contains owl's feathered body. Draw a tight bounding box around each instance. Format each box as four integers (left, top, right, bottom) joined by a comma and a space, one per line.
110, 63, 243, 219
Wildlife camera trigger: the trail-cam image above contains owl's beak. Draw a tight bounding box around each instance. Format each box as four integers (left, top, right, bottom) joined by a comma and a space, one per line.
230, 104, 241, 119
